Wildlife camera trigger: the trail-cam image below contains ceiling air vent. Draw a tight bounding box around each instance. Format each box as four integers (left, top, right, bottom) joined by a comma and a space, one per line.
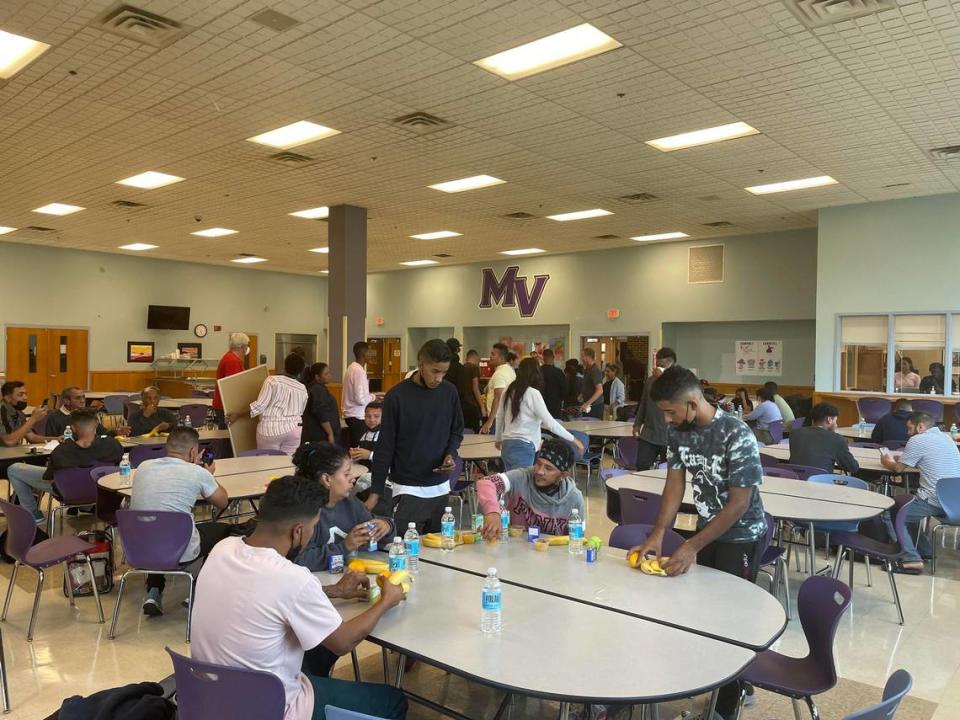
503, 211, 536, 220
92, 4, 186, 48
595, 234, 621, 240
249, 9, 300, 32
23, 226, 57, 233
111, 199, 147, 209
703, 220, 734, 228
268, 151, 315, 165
393, 112, 453, 136
617, 192, 659, 204
785, 0, 896, 28
930, 145, 960, 160
433, 253, 452, 258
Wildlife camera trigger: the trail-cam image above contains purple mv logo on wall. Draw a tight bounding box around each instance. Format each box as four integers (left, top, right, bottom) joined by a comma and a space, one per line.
479, 265, 550, 318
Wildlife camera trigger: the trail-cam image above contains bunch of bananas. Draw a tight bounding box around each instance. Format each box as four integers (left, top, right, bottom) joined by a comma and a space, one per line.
421, 531, 478, 548
347, 558, 389, 574
376, 569, 412, 596
626, 551, 670, 576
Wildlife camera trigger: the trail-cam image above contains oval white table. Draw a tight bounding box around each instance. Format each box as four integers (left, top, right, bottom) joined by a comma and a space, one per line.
758, 441, 910, 474
561, 420, 635, 438
0, 428, 231, 463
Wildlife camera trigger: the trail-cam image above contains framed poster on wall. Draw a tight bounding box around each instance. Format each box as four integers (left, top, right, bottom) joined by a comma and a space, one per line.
127, 341, 155, 363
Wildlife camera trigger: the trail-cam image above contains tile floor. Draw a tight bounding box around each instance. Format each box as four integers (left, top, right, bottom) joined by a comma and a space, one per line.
2, 475, 960, 719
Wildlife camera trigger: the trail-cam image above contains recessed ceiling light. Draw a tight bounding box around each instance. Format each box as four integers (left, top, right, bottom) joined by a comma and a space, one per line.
246, 121, 340, 149
745, 175, 838, 195
429, 175, 505, 193
546, 208, 612, 222
116, 171, 184, 189
290, 206, 329, 219
474, 23, 621, 80
231, 256, 267, 264
500, 248, 545, 256
646, 122, 759, 152
631, 232, 689, 242
191, 227, 237, 237
0, 29, 50, 80
410, 230, 462, 240
0, 226, 16, 235
33, 203, 84, 215
309, 247, 329, 254
400, 260, 439, 267
118, 243, 158, 251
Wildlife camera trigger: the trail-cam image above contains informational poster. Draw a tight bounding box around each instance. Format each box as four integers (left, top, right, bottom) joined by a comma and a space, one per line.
735, 341, 782, 376
218, 363, 269, 454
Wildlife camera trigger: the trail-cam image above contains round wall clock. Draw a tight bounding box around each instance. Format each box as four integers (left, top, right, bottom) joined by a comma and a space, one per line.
194, 323, 208, 338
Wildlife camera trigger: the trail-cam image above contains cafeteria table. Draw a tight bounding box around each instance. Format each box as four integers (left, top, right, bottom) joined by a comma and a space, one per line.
0, 429, 231, 464
758, 441, 908, 474
128, 397, 213, 409
325, 560, 758, 719
561, 420, 635, 438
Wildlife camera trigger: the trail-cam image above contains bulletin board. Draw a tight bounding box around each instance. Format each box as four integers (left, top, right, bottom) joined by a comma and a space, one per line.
218, 363, 269, 454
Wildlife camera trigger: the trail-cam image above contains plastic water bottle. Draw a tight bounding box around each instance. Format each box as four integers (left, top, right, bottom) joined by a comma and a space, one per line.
388, 536, 407, 572
440, 507, 456, 552
63, 425, 73, 442
858, 417, 867, 436
184, 414, 192, 428
951, 423, 958, 441
499, 497, 509, 543
119, 453, 132, 487
403, 523, 420, 574
367, 521, 378, 552
931, 385, 937, 395
568, 508, 584, 555
481, 567, 502, 634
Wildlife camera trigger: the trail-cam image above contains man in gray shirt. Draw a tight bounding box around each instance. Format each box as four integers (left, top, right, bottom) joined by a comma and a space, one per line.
788, 403, 859, 474
632, 348, 676, 469
130, 426, 229, 616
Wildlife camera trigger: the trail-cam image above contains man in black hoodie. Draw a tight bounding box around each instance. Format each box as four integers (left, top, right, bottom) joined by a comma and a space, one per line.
367, 339, 464, 533
872, 399, 912, 443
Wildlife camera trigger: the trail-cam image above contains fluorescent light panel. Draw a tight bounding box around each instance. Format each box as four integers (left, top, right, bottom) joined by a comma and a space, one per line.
247, 121, 340, 149
429, 175, 505, 193
474, 23, 621, 80
0, 29, 50, 80
320, 270, 329, 275
400, 260, 438, 266
118, 243, 157, 251
646, 122, 759, 152
232, 256, 267, 264
500, 248, 545, 256
116, 171, 184, 189
191, 227, 237, 237
745, 175, 838, 195
410, 230, 461, 240
290, 206, 329, 219
309, 247, 329, 254
546, 208, 611, 222
33, 203, 84, 215
0, 226, 16, 235
631, 232, 689, 242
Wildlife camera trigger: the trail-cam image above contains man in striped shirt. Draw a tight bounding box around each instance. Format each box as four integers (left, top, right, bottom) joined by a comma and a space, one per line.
880, 411, 960, 572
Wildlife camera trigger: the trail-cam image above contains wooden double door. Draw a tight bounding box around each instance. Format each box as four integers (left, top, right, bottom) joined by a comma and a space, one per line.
5, 327, 89, 403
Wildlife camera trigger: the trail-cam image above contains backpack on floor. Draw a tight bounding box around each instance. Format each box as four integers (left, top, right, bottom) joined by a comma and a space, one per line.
63, 529, 114, 597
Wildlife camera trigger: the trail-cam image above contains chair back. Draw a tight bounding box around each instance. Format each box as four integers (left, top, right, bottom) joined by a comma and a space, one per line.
569, 430, 592, 460
797, 576, 852, 689
759, 453, 779, 468
238, 448, 287, 457
609, 523, 684, 556
167, 647, 285, 720
615, 437, 639, 470
116, 510, 193, 570
617, 488, 662, 525
791, 417, 806, 430
857, 398, 892, 424
764, 467, 799, 480
842, 669, 913, 720
130, 443, 167, 468
91, 466, 122, 524
910, 399, 942, 423
102, 394, 128, 415
852, 442, 882, 449
52, 466, 99, 505
447, 457, 469, 493
768, 420, 785, 444
777, 463, 824, 481
808, 474, 869, 491
325, 706, 391, 720
179, 404, 209, 427
882, 440, 906, 451
0, 501, 38, 562
936, 478, 960, 524
955, 403, 960, 426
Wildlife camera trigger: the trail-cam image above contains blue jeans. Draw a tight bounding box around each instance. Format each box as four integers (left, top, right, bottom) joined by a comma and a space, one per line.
309, 674, 407, 719
882, 495, 945, 562
500, 438, 536, 471
8, 462, 50, 518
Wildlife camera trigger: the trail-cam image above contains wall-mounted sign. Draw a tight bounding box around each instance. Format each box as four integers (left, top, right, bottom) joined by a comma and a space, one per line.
607, 309, 620, 319
375, 317, 385, 326
735, 340, 782, 376
479, 265, 550, 318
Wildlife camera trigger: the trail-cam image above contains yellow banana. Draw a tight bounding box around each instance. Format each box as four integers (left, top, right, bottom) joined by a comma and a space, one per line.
547, 535, 569, 546
347, 559, 389, 574
640, 558, 668, 576
422, 533, 443, 548
627, 550, 642, 568
376, 570, 412, 596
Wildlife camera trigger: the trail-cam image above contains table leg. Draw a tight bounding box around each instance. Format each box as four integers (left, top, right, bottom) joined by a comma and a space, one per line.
382, 647, 390, 683
395, 653, 406, 688
705, 688, 719, 718
558, 702, 571, 720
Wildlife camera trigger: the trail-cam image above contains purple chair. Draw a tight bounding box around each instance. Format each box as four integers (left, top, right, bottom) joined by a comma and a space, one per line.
166, 646, 284, 720
102, 394, 128, 416
857, 398, 892, 424
570, 430, 602, 493
831, 494, 914, 624
778, 463, 826, 482
238, 448, 287, 457
179, 404, 209, 427
609, 523, 685, 556
0, 501, 104, 641
768, 420, 785, 444
601, 469, 629, 523
49, 467, 102, 536
111, 510, 195, 641
91, 466, 122, 533
759, 453, 780, 468
764, 467, 799, 480
739, 576, 851, 720
129, 443, 167, 468
618, 488, 662, 525
843, 669, 912, 720
910, 398, 942, 423
791, 417, 806, 430
614, 437, 639, 470
931, 477, 960, 573
758, 511, 791, 620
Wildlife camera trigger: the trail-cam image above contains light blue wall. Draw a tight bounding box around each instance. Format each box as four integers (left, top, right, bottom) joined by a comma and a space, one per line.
815, 193, 960, 390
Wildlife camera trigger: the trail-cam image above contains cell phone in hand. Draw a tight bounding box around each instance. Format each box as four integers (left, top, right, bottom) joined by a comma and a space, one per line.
200, 448, 216, 466
433, 461, 455, 473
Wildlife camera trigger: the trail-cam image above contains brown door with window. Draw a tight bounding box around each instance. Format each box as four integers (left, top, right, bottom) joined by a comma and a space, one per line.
242, 334, 259, 370
5, 327, 89, 402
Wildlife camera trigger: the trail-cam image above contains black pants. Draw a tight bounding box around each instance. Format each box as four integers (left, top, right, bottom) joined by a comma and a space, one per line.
461, 403, 481, 434
213, 408, 227, 430
147, 522, 234, 592
697, 536, 765, 719
392, 494, 449, 534
634, 438, 665, 470
346, 417, 366, 447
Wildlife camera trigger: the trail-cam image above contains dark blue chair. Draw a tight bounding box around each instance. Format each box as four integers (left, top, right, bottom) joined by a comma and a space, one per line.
932, 477, 960, 573
777, 463, 826, 482
617, 488, 661, 526
569, 430, 601, 493
843, 669, 912, 720
857, 398, 891, 424
757, 511, 790, 619
764, 467, 799, 480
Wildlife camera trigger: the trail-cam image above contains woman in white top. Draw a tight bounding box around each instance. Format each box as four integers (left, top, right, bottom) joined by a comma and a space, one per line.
496, 358, 584, 471
229, 353, 308, 454
894, 356, 921, 391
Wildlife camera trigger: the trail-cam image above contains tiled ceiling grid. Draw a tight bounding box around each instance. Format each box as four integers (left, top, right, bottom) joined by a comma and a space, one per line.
0, 0, 957, 274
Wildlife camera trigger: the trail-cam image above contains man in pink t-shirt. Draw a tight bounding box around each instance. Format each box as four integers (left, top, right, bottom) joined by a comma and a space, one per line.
192, 476, 407, 720
342, 341, 376, 446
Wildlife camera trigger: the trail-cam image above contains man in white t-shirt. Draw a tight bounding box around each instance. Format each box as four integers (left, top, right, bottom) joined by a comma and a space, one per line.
192, 475, 407, 720
342, 341, 376, 446
480, 342, 515, 435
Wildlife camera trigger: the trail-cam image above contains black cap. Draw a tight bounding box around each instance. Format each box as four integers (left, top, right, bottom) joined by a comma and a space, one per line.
446, 338, 462, 352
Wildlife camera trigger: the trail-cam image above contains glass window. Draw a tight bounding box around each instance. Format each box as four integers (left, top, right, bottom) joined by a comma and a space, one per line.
59, 335, 68, 372
839, 316, 887, 392
894, 314, 945, 394
28, 334, 37, 374
951, 315, 960, 396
